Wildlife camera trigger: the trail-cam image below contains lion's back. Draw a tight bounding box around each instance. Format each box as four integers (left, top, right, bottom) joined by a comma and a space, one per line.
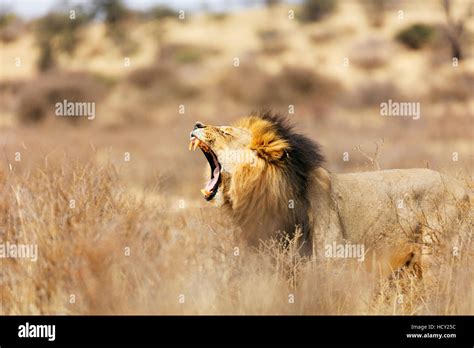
331, 168, 470, 244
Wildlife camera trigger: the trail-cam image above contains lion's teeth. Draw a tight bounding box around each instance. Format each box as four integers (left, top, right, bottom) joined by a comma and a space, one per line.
188, 140, 193, 151
200, 189, 211, 197
193, 139, 200, 151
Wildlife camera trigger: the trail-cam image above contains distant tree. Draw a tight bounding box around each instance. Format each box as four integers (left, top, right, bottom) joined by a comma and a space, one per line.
89, 0, 136, 53
146, 6, 178, 20
0, 10, 24, 43
442, 0, 473, 60
299, 0, 337, 22
34, 7, 90, 71
265, 0, 281, 7
90, 0, 129, 25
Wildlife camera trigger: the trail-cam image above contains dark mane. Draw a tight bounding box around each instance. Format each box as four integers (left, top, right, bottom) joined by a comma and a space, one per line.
253, 109, 325, 195
250, 110, 324, 249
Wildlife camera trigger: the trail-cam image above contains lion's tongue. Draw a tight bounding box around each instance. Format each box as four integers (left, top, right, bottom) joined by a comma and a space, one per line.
205, 166, 220, 191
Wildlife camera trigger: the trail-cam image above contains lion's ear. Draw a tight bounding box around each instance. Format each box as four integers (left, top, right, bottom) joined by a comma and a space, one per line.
251, 129, 289, 162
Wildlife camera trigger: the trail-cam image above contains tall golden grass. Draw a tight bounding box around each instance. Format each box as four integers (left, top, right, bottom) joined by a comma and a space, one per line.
1, 157, 472, 315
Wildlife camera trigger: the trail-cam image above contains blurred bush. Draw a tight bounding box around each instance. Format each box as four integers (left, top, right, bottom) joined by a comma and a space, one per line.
258, 29, 287, 55
396, 23, 436, 49
0, 11, 14, 27
0, 12, 24, 43
220, 64, 341, 109
265, 0, 281, 7
34, 9, 90, 71
127, 63, 198, 99
351, 80, 401, 108
144, 6, 178, 20
17, 72, 107, 124
128, 64, 172, 90
260, 66, 341, 105
299, 0, 338, 22
90, 0, 130, 25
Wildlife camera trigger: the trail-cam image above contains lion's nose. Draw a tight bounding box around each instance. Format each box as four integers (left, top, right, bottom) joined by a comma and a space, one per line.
193, 121, 205, 130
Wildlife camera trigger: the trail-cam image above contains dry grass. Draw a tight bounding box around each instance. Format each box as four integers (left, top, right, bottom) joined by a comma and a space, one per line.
1, 156, 472, 315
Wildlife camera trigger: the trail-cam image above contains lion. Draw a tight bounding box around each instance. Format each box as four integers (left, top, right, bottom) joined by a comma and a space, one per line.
189, 111, 471, 281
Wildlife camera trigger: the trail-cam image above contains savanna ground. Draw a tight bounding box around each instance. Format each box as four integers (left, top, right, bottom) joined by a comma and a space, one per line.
0, 0, 473, 314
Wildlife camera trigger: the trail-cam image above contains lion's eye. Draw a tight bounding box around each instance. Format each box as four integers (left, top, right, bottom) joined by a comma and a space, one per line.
220, 130, 233, 137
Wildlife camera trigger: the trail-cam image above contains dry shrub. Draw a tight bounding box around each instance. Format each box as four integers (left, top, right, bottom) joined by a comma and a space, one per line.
298, 0, 338, 23
218, 65, 340, 110
127, 63, 199, 101
128, 64, 173, 90
350, 79, 401, 108
1, 161, 168, 314
257, 29, 287, 56
16, 72, 107, 124
258, 66, 342, 106
142, 5, 178, 20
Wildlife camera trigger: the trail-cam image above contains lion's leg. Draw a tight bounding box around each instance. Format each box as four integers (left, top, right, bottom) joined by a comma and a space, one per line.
416, 208, 471, 289
417, 247, 438, 288
370, 242, 425, 313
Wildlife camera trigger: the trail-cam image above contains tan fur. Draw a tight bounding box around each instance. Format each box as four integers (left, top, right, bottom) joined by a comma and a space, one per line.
311, 167, 471, 280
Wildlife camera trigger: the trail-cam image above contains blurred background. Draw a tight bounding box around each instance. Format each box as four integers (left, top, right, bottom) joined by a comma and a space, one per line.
1, 0, 473, 201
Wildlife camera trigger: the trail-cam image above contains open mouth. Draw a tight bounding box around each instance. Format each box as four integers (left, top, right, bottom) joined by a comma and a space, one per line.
189, 136, 221, 201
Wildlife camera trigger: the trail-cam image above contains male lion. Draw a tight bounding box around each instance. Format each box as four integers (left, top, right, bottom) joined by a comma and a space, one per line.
189, 111, 471, 280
